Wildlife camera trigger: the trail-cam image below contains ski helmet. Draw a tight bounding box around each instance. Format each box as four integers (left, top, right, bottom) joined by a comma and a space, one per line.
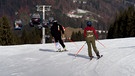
87, 21, 92, 26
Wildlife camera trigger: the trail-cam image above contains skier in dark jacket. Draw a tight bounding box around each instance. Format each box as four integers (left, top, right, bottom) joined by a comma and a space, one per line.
84, 21, 101, 60
51, 20, 66, 51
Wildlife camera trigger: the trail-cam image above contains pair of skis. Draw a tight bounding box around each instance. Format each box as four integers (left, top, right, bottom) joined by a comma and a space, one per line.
56, 49, 68, 52
90, 55, 103, 60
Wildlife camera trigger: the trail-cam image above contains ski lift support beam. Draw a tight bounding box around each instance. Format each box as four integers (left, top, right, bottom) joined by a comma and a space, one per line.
36, 5, 51, 44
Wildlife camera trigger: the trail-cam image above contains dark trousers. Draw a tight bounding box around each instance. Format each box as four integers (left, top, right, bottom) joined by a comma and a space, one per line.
85, 37, 99, 57
54, 36, 65, 48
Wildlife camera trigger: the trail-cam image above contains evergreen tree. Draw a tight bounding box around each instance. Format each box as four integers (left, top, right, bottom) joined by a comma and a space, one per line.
107, 6, 135, 39
0, 18, 2, 44
71, 31, 84, 41
21, 29, 30, 44
71, 31, 76, 41
21, 27, 42, 44
0, 16, 15, 45
77, 31, 83, 41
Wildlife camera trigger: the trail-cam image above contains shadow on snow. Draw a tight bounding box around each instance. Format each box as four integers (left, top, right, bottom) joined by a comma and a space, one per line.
39, 49, 56, 52
68, 53, 90, 59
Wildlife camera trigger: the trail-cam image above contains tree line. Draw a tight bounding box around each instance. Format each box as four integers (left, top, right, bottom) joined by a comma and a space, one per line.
0, 16, 43, 45
0, 16, 15, 45
71, 31, 84, 41
107, 6, 135, 39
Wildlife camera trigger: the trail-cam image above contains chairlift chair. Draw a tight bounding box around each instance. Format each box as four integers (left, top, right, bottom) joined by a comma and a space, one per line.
14, 19, 23, 30
31, 13, 41, 25
42, 20, 49, 28
29, 20, 34, 27
29, 13, 42, 27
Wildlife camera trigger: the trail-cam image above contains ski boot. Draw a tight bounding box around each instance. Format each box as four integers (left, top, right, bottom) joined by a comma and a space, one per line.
96, 52, 101, 59
90, 56, 94, 60
63, 47, 67, 51
56, 49, 62, 52
97, 55, 101, 59
97, 54, 103, 59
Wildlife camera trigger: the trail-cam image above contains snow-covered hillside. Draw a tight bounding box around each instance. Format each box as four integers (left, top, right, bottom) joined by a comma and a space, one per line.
0, 37, 135, 76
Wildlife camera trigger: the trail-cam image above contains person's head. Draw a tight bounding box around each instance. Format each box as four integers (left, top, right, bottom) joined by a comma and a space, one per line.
53, 20, 58, 25
87, 21, 92, 27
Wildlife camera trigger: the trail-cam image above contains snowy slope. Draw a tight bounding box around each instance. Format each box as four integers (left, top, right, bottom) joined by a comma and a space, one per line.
0, 37, 135, 76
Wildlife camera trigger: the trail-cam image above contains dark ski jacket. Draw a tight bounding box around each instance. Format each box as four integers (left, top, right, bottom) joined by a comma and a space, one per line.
84, 26, 98, 39
51, 22, 64, 38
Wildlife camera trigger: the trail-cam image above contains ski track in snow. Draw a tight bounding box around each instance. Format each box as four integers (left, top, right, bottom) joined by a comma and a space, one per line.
0, 38, 135, 76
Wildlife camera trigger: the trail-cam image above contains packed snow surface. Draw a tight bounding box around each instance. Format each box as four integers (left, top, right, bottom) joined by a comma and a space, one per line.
0, 37, 135, 76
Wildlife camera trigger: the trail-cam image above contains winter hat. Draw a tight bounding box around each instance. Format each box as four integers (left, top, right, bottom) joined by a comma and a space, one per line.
53, 20, 57, 23
87, 21, 92, 26
53, 20, 58, 25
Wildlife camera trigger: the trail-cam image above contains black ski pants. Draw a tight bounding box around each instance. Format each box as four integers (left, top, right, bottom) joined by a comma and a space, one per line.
54, 36, 65, 48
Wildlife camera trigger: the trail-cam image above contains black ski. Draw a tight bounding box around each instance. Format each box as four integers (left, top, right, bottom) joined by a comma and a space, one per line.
97, 55, 103, 60
56, 50, 68, 52
90, 55, 103, 60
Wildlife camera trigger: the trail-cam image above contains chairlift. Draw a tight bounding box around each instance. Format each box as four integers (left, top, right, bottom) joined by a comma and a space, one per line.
14, 19, 23, 30
31, 13, 41, 25
42, 20, 49, 28
29, 20, 34, 27
37, 24, 42, 29
29, 13, 42, 27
